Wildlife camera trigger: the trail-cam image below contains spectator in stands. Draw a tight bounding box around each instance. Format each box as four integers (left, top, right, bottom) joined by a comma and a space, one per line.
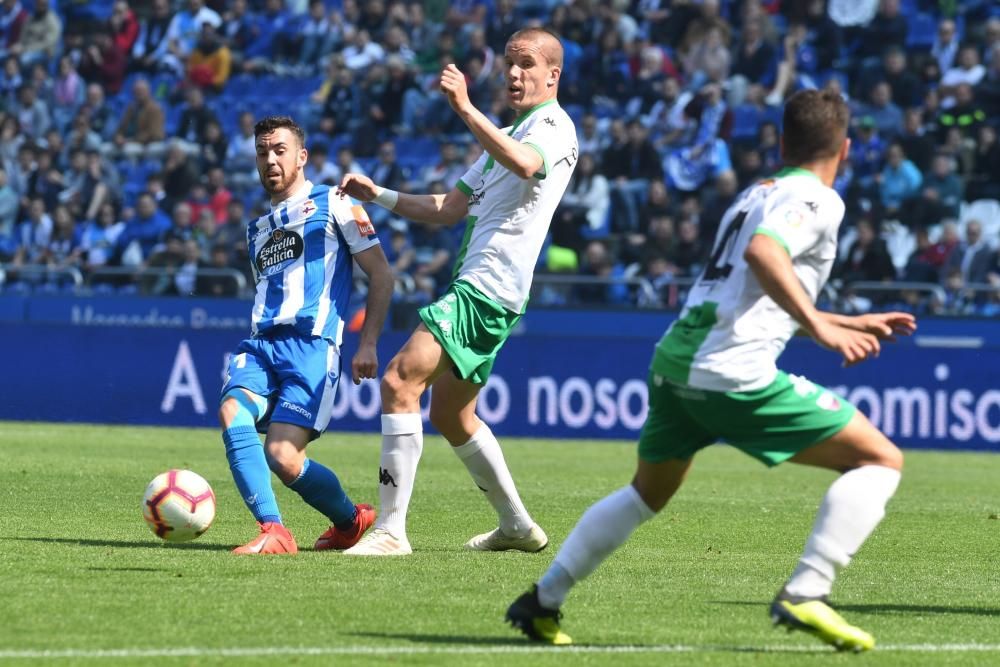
165, 0, 222, 77
931, 18, 959, 74
187, 24, 231, 93
175, 86, 218, 156
131, 0, 175, 74
878, 142, 922, 219
836, 217, 897, 284
418, 141, 465, 192
409, 227, 452, 301
0, 165, 16, 259
50, 56, 84, 133
190, 206, 218, 254
117, 192, 171, 264
112, 79, 166, 162
903, 225, 954, 283
196, 242, 240, 297
979, 43, 1000, 117
553, 153, 609, 254
0, 54, 21, 104
26, 148, 62, 211
0, 0, 28, 61
335, 145, 365, 179
198, 120, 227, 172
574, 239, 629, 306
319, 66, 362, 136
850, 116, 885, 190
298, 0, 337, 70
966, 124, 1000, 201
10, 83, 46, 140
629, 44, 677, 118
161, 143, 198, 214
341, 27, 384, 72
81, 84, 116, 141
44, 203, 80, 270
79, 201, 124, 274
215, 198, 249, 269
672, 216, 705, 276
897, 107, 935, 173
729, 15, 776, 107
698, 169, 737, 245
858, 0, 907, 62
225, 110, 256, 189
665, 82, 731, 192
941, 44, 985, 107
10, 0, 60, 67
220, 0, 257, 60
859, 46, 922, 110
5, 139, 33, 205
900, 152, 963, 228
944, 219, 994, 286
141, 233, 184, 294
938, 83, 986, 141
303, 142, 340, 186
384, 25, 417, 65
369, 140, 405, 195
203, 166, 231, 223
765, 22, 819, 107
604, 119, 663, 231
110, 1, 139, 56
78, 30, 127, 95
757, 120, 781, 174
172, 238, 203, 295
12, 196, 51, 267
577, 113, 605, 158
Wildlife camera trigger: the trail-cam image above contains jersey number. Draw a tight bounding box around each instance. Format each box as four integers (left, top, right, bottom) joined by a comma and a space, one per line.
703, 210, 747, 281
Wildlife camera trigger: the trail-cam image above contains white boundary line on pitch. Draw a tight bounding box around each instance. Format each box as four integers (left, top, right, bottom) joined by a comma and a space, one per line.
3, 644, 1000, 659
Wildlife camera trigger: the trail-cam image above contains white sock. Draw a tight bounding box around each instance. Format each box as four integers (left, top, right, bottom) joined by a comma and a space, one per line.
375, 413, 423, 539
785, 465, 901, 598
537, 485, 655, 609
452, 423, 533, 537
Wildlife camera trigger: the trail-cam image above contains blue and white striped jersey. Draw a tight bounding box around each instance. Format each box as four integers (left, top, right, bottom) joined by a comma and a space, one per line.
246, 180, 379, 344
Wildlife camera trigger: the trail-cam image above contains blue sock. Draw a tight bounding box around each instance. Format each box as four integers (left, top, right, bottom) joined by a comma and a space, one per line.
287, 458, 356, 529
222, 390, 282, 525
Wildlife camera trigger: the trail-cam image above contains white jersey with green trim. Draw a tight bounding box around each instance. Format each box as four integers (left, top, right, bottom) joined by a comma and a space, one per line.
653, 168, 845, 392
454, 99, 578, 313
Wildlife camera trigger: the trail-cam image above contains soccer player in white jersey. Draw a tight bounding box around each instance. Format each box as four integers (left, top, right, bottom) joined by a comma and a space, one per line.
219, 116, 393, 555
337, 27, 579, 556
506, 89, 918, 650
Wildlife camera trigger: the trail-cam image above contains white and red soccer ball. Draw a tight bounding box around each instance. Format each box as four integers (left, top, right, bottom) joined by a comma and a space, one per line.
142, 470, 216, 542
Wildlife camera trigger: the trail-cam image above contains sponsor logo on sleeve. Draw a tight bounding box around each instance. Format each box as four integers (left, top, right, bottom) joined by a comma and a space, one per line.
351, 205, 375, 236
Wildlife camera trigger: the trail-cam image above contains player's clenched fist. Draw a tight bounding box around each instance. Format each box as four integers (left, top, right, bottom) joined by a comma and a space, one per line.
440, 63, 471, 112
351, 342, 378, 385
338, 173, 378, 202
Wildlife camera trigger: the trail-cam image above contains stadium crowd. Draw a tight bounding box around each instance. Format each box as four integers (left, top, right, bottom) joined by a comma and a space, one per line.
0, 0, 999, 315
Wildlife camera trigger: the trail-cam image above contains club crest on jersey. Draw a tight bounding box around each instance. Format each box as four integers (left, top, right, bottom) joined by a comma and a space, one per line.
351, 205, 375, 236
256, 228, 304, 276
301, 199, 316, 216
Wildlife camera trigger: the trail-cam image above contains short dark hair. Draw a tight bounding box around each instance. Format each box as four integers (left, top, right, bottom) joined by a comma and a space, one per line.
508, 27, 564, 67
781, 89, 849, 166
254, 116, 305, 148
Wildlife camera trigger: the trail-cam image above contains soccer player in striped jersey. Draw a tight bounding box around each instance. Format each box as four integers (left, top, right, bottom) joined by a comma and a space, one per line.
507, 90, 917, 650
220, 116, 394, 555
338, 27, 578, 556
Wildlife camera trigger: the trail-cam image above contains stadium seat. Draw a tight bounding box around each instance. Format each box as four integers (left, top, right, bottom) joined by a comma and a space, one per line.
962, 199, 1000, 241
906, 13, 937, 50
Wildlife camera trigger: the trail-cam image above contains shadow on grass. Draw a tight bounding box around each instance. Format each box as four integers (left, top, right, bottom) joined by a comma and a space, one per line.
711, 600, 1000, 617
349, 632, 527, 646
2, 536, 232, 551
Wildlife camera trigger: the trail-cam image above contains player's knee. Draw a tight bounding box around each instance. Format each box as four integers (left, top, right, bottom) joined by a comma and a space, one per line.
381, 367, 418, 408
873, 442, 904, 471
218, 397, 241, 429
264, 441, 301, 484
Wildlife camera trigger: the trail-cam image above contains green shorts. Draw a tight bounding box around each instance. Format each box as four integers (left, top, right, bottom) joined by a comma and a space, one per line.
418, 281, 521, 385
637, 370, 856, 467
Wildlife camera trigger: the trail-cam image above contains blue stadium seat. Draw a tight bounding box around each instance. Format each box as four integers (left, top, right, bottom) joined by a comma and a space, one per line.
906, 13, 937, 50
731, 105, 761, 140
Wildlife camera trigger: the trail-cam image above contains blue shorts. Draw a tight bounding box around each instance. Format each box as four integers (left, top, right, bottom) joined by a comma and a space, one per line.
222, 326, 342, 438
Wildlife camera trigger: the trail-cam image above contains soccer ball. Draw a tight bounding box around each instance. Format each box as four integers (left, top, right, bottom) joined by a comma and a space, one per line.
142, 469, 216, 542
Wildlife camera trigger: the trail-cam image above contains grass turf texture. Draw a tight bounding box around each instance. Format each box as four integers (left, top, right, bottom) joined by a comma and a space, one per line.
1, 421, 998, 666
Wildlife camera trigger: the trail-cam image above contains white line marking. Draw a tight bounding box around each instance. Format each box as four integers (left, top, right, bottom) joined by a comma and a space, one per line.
2, 644, 1000, 659
914, 335, 984, 349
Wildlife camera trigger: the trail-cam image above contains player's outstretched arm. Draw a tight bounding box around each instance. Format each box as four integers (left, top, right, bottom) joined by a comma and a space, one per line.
338, 174, 469, 226
439, 64, 543, 179
745, 233, 881, 367
350, 244, 393, 384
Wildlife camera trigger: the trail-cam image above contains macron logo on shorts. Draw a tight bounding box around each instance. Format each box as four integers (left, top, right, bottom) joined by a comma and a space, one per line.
280, 401, 313, 420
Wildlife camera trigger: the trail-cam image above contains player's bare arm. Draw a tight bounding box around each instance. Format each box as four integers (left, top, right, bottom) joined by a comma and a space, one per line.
821, 311, 917, 340
439, 63, 543, 179
351, 244, 393, 384
744, 233, 880, 366
338, 174, 469, 226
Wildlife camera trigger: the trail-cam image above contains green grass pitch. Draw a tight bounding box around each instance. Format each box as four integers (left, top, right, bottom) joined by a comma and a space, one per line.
1, 421, 998, 666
